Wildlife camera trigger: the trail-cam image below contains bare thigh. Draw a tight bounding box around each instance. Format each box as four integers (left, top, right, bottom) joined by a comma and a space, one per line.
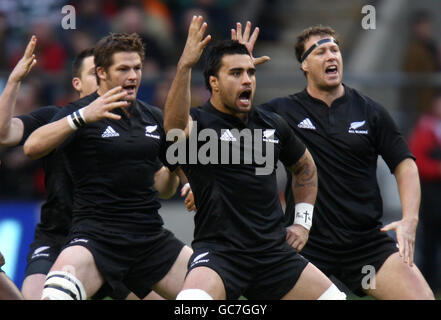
151, 245, 193, 299
49, 245, 104, 299
179, 266, 226, 300
21, 274, 46, 300
282, 262, 334, 300
364, 252, 434, 300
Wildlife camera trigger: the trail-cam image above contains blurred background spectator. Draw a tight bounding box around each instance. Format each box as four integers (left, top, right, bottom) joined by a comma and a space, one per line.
408, 92, 441, 295
400, 10, 441, 135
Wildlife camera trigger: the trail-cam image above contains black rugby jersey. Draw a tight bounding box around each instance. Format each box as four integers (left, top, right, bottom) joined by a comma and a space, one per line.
18, 106, 73, 243
50, 92, 169, 233
180, 101, 306, 253
259, 85, 414, 248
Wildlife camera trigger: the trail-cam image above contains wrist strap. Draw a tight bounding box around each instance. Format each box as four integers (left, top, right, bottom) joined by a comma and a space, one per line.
66, 108, 87, 130
66, 115, 78, 130
294, 202, 314, 230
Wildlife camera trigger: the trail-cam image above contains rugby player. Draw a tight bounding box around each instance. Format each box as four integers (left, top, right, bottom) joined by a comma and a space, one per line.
164, 16, 346, 300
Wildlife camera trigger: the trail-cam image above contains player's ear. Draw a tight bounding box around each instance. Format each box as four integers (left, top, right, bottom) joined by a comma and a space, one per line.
209, 75, 219, 93
96, 66, 107, 82
301, 60, 308, 74
72, 77, 81, 92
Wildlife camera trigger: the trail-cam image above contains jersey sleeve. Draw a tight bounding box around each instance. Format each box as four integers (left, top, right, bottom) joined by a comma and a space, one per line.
16, 106, 59, 145
258, 99, 277, 113
373, 103, 415, 173
274, 114, 306, 167
147, 104, 179, 172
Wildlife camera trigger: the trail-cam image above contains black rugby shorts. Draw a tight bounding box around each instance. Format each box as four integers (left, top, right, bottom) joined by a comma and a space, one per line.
187, 242, 309, 299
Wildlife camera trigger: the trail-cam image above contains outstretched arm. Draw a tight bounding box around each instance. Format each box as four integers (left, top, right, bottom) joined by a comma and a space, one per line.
381, 158, 420, 266
163, 15, 211, 137
286, 149, 318, 251
24, 87, 128, 159
0, 36, 37, 146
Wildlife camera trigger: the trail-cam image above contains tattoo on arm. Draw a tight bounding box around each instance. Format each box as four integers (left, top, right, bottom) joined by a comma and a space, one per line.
291, 152, 317, 188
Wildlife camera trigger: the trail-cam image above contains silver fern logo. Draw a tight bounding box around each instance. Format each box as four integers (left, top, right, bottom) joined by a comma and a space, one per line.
349, 121, 368, 134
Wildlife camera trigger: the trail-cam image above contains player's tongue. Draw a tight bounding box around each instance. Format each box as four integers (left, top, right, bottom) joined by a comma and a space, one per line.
123, 84, 136, 94
238, 90, 251, 106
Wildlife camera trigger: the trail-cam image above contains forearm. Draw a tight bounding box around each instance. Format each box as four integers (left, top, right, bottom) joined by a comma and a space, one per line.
395, 158, 421, 222
175, 166, 189, 185
163, 63, 192, 134
154, 167, 180, 199
0, 79, 21, 143
24, 117, 74, 159
290, 149, 318, 205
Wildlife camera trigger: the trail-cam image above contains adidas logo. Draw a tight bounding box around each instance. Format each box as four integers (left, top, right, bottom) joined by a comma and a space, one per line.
101, 126, 120, 138
220, 129, 237, 142
298, 118, 316, 130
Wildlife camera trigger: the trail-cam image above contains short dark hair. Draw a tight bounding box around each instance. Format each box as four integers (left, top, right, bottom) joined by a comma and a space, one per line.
294, 25, 339, 63
93, 33, 145, 83
203, 40, 250, 92
72, 48, 94, 78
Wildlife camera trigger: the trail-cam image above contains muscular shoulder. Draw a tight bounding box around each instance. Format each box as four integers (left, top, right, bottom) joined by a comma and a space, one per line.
347, 86, 390, 123
189, 106, 206, 119
137, 100, 164, 124
254, 107, 294, 140
259, 95, 297, 113
17, 105, 60, 124
67, 92, 99, 111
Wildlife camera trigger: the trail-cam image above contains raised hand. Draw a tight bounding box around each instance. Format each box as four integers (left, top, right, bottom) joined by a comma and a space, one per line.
9, 36, 38, 83
82, 86, 129, 123
231, 21, 270, 66
178, 16, 212, 69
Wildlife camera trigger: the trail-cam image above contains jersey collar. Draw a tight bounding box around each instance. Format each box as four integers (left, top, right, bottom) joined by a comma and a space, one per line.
301, 84, 349, 108
202, 100, 256, 128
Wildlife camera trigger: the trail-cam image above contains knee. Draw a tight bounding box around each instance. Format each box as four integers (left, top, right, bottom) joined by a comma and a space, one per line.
176, 289, 213, 300
41, 271, 87, 300
317, 284, 347, 300
421, 287, 435, 300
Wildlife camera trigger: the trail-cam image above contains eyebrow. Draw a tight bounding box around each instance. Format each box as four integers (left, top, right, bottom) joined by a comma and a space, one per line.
115, 62, 142, 68
229, 67, 256, 73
